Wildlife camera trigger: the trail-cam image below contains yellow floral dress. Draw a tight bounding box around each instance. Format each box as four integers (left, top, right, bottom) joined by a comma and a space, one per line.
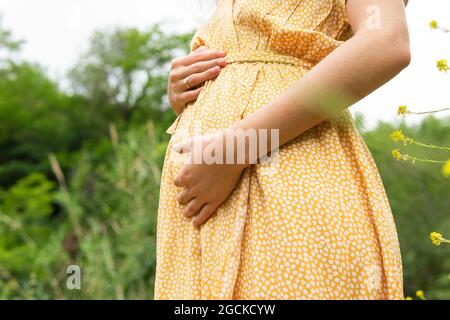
155, 0, 403, 300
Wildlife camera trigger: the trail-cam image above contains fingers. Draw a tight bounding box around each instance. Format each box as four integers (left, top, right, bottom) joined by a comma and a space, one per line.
168, 48, 227, 115
174, 170, 187, 188
176, 65, 222, 91
170, 47, 226, 70
192, 203, 216, 228
168, 57, 226, 112
184, 48, 227, 67
178, 58, 227, 82
171, 58, 226, 85
177, 66, 222, 90
195, 45, 209, 53
184, 198, 205, 218
176, 188, 194, 205
177, 87, 203, 107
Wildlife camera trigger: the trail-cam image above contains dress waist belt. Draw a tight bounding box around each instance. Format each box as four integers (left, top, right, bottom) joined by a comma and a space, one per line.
225, 51, 313, 70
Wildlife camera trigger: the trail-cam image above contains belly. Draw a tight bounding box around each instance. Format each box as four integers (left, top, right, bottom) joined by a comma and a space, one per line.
170, 61, 306, 140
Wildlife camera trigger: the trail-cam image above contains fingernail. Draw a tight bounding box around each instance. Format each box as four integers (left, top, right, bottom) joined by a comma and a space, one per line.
211, 66, 221, 73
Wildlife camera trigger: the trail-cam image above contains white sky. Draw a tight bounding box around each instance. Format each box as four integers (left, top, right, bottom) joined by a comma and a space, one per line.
0, 0, 449, 129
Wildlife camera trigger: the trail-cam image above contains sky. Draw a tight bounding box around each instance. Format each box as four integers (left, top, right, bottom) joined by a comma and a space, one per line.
0, 0, 449, 129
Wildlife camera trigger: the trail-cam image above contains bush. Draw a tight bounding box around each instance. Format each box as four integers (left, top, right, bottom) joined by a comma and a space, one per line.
0, 124, 164, 299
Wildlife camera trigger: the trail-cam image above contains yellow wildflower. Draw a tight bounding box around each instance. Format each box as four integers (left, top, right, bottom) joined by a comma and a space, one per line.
405, 296, 413, 300
437, 59, 449, 72
397, 105, 409, 116
430, 20, 438, 29
390, 130, 406, 143
415, 290, 425, 300
430, 232, 443, 246
392, 149, 402, 161
442, 158, 450, 178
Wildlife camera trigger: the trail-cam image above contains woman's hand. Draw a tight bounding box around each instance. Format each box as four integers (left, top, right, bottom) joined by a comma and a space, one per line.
168, 46, 228, 115
173, 133, 247, 228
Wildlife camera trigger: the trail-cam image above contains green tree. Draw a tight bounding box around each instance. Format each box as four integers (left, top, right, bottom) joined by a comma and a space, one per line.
0, 22, 109, 186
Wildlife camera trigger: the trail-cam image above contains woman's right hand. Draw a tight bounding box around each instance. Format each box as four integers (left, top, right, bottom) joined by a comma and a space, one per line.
168, 46, 228, 115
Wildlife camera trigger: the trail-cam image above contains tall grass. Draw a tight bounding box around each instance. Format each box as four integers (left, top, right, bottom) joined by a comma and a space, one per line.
0, 123, 163, 299
54, 123, 162, 299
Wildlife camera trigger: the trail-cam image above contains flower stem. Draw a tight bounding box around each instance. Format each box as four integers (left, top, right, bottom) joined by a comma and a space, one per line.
403, 155, 446, 164
410, 140, 450, 152
408, 107, 450, 115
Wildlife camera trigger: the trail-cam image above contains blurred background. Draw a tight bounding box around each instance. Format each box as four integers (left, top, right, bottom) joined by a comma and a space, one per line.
0, 0, 449, 299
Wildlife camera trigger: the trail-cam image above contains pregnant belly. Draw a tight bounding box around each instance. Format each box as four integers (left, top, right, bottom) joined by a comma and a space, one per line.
167, 61, 307, 139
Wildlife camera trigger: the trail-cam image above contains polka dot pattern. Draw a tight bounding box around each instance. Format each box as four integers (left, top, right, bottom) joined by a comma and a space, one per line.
154, 0, 403, 300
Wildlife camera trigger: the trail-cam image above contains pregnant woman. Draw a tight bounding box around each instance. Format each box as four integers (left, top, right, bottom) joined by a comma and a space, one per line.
155, 0, 410, 299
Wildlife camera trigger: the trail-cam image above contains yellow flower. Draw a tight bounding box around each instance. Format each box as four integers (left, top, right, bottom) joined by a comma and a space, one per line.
437, 59, 449, 72
392, 149, 402, 161
415, 290, 425, 300
430, 232, 443, 246
442, 158, 450, 178
405, 296, 413, 300
390, 130, 406, 143
397, 105, 409, 116
430, 20, 438, 29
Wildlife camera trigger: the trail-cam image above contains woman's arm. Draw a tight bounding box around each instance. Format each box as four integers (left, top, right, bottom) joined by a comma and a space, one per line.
230, 0, 410, 156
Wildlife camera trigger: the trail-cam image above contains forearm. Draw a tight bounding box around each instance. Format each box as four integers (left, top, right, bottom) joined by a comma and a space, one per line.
230, 12, 410, 160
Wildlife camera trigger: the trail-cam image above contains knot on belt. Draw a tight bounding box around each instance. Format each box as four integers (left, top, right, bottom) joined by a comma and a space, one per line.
225, 51, 313, 69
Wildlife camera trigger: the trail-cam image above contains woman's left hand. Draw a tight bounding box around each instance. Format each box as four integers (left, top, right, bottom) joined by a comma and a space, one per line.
173, 133, 247, 227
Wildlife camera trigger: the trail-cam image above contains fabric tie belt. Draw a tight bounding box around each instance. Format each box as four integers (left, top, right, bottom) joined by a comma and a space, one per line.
225, 50, 314, 70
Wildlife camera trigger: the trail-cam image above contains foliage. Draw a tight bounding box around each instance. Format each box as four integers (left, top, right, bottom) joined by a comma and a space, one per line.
0, 22, 190, 299
360, 114, 450, 299
0, 61, 98, 187
0, 125, 164, 299
53, 124, 163, 299
0, 23, 192, 188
